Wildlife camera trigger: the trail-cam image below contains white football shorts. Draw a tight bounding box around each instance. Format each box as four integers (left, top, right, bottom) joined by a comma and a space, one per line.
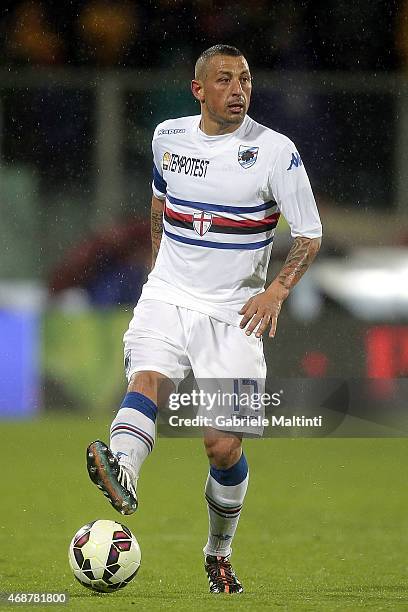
123, 299, 267, 435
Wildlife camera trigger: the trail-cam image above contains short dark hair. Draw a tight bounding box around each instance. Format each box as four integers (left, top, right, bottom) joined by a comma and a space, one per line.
195, 44, 244, 79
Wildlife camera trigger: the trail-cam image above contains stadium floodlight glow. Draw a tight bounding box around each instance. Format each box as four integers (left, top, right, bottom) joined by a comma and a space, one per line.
314, 248, 408, 319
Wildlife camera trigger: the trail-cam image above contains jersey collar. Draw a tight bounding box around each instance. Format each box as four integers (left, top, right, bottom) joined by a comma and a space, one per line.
196, 114, 250, 144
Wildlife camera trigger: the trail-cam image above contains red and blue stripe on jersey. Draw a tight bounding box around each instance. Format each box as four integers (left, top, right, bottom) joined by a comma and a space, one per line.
162, 193, 280, 250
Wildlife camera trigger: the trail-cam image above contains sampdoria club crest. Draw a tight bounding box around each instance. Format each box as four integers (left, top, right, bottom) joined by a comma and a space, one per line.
238, 145, 259, 169
193, 211, 213, 236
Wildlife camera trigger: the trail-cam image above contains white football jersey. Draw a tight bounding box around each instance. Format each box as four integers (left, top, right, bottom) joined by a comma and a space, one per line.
139, 114, 322, 327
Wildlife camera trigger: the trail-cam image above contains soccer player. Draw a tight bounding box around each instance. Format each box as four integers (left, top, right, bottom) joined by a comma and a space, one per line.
87, 44, 322, 594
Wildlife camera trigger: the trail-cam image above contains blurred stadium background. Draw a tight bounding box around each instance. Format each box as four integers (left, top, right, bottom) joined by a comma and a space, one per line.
0, 0, 406, 416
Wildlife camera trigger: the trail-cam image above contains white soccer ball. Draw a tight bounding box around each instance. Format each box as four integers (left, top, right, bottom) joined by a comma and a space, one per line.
68, 519, 141, 592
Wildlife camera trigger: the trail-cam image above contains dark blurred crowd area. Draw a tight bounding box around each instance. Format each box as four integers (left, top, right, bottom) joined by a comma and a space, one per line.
0, 0, 404, 306
0, 0, 403, 71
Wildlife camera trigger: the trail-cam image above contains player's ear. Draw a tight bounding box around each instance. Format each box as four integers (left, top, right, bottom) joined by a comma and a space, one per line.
191, 79, 204, 103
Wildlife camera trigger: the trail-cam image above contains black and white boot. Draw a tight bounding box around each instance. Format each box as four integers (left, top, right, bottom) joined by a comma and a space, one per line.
204, 554, 244, 594
86, 440, 138, 515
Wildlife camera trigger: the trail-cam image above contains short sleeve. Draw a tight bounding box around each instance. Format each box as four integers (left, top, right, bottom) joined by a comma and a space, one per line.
269, 144, 322, 238
152, 130, 167, 200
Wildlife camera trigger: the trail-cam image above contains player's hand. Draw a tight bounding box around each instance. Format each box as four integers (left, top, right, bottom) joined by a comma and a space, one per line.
239, 282, 289, 338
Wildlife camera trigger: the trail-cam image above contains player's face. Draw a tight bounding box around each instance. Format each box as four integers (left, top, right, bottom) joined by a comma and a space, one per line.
196, 55, 252, 132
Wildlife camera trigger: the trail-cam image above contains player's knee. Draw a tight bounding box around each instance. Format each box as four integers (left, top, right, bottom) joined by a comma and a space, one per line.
128, 370, 161, 391
128, 371, 173, 408
204, 437, 242, 469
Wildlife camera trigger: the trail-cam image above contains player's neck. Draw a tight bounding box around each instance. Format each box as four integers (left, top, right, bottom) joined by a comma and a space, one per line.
199, 115, 245, 136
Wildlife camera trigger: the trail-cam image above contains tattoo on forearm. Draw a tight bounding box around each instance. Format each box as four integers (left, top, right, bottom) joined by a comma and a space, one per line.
278, 237, 321, 290
151, 209, 163, 267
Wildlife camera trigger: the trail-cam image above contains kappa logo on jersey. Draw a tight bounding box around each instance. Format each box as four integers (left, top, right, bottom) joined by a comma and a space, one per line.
157, 128, 186, 135
193, 211, 213, 236
287, 152, 303, 171
162, 151, 209, 177
238, 145, 259, 169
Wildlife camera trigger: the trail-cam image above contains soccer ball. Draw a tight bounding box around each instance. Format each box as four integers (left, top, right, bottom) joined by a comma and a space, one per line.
68, 519, 141, 592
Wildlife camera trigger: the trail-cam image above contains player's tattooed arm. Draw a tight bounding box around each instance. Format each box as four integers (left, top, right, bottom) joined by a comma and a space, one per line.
277, 236, 321, 291
239, 236, 321, 338
151, 196, 164, 270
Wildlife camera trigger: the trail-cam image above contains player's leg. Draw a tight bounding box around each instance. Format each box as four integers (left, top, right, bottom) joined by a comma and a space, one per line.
108, 370, 174, 492
87, 300, 191, 515
203, 427, 247, 560
87, 370, 173, 515
188, 311, 266, 593
202, 427, 247, 593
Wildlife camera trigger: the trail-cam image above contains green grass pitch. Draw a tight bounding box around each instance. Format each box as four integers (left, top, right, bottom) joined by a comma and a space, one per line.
1, 416, 408, 611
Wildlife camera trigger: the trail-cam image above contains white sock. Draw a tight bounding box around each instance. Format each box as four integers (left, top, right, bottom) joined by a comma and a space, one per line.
203, 452, 249, 558
110, 392, 157, 488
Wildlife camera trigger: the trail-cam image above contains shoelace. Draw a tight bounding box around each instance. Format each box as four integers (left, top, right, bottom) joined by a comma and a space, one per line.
117, 466, 136, 498
207, 559, 235, 586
